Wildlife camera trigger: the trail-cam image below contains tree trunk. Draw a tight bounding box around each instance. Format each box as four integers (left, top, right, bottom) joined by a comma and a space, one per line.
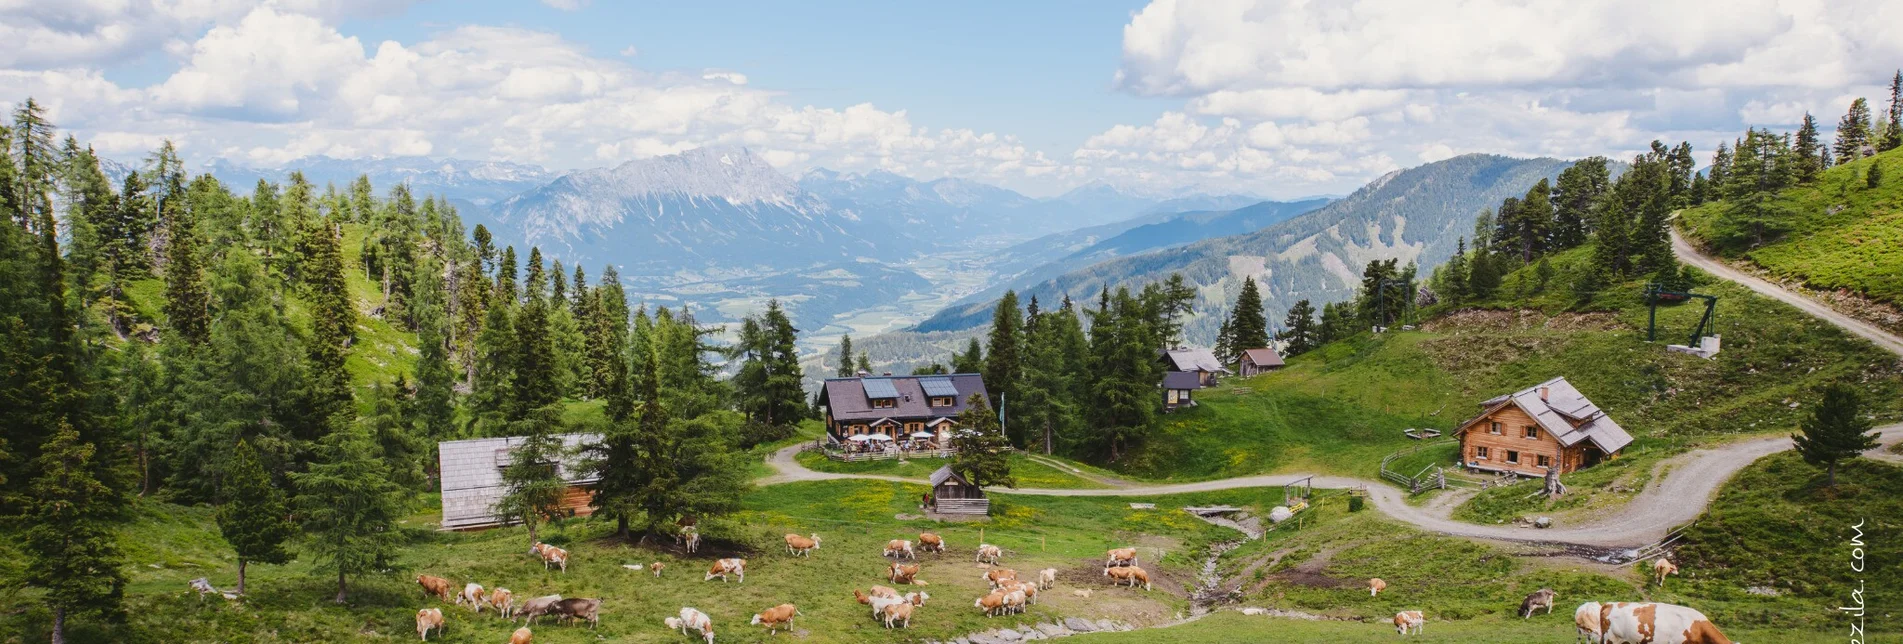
1043, 420, 1052, 455
51, 606, 65, 644
334, 569, 348, 604
1829, 461, 1837, 487
617, 516, 629, 540
237, 559, 248, 595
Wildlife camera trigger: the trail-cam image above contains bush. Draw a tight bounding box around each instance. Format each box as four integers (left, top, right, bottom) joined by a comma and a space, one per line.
1348, 495, 1365, 513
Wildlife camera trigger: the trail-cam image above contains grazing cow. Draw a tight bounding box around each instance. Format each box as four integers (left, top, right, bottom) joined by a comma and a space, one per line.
538, 545, 569, 573
651, 562, 666, 578
550, 598, 602, 629
1520, 588, 1557, 618
1004, 580, 1041, 604
416, 608, 445, 640
489, 588, 516, 619
681, 527, 702, 554
1600, 602, 1734, 644
864, 593, 908, 620
509, 626, 532, 644
1368, 578, 1388, 597
1000, 589, 1028, 615
751, 604, 799, 634
974, 543, 1003, 565
1653, 558, 1679, 587
417, 575, 454, 602
1104, 547, 1138, 569
889, 563, 921, 585
975, 590, 1007, 617
705, 558, 747, 583
1037, 568, 1057, 590
674, 607, 715, 644
904, 591, 930, 606
1105, 566, 1151, 591
1573, 602, 1603, 644
918, 532, 945, 553
784, 533, 820, 557
1392, 610, 1424, 635
884, 539, 916, 560
456, 583, 486, 613
881, 601, 915, 629
518, 595, 564, 625
983, 568, 1019, 588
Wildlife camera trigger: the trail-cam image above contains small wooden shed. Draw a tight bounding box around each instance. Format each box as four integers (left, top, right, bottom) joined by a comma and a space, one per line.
928, 465, 989, 515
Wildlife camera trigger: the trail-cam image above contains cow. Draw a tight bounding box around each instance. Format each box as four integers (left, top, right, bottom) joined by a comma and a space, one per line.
1036, 568, 1057, 590
489, 588, 516, 619
456, 583, 486, 613
548, 598, 601, 629
518, 594, 564, 625
784, 533, 820, 557
751, 604, 799, 634
918, 532, 945, 553
1573, 602, 1603, 644
904, 591, 930, 606
1653, 558, 1679, 587
889, 563, 922, 585
1105, 566, 1151, 591
416, 608, 445, 640
975, 543, 1003, 565
651, 562, 666, 578
1600, 602, 1734, 644
856, 585, 901, 601
984, 568, 1018, 588
673, 607, 715, 644
1003, 580, 1041, 604
975, 590, 1007, 617
509, 626, 533, 644
881, 601, 915, 629
538, 545, 569, 573
417, 575, 454, 602
681, 527, 702, 554
1520, 588, 1557, 618
865, 593, 908, 620
1105, 547, 1138, 569
1392, 610, 1424, 635
1368, 577, 1388, 597
1000, 589, 1028, 615
705, 558, 747, 583
884, 539, 916, 560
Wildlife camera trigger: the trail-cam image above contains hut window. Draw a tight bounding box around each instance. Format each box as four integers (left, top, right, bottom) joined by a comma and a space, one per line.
872, 398, 896, 409
1489, 422, 1502, 434
929, 396, 954, 407
1523, 426, 1539, 439
1536, 455, 1552, 468
1475, 446, 1489, 459
1505, 450, 1520, 464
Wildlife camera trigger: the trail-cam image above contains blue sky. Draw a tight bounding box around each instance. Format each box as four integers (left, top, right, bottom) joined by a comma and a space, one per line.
5, 0, 1899, 197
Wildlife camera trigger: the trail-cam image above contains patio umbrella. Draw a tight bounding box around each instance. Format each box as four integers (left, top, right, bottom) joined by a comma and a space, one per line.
910, 432, 935, 438
847, 435, 872, 442
868, 433, 893, 441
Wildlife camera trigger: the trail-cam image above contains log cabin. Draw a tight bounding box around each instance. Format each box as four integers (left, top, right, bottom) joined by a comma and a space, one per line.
1162, 371, 1202, 411
1454, 377, 1632, 477
438, 433, 599, 531
1160, 346, 1229, 386
928, 465, 988, 515
1238, 348, 1285, 376
817, 373, 989, 445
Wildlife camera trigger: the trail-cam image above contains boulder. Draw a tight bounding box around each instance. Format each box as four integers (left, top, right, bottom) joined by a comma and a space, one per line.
1269, 506, 1294, 523
1036, 623, 1069, 637
1064, 618, 1097, 633
1095, 619, 1118, 632
1534, 516, 1553, 529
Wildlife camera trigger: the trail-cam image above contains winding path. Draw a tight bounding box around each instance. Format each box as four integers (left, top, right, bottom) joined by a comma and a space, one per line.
763, 234, 1903, 548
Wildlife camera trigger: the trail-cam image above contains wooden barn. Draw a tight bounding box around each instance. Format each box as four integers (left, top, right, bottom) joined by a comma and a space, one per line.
437, 433, 599, 531
1162, 371, 1202, 411
1238, 347, 1285, 376
1454, 377, 1632, 477
1159, 346, 1229, 386
927, 465, 989, 515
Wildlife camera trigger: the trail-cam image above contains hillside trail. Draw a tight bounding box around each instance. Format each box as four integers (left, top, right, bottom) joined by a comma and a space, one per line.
763, 235, 1903, 548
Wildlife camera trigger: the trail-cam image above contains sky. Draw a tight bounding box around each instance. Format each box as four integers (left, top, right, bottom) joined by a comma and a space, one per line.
3, 0, 1900, 198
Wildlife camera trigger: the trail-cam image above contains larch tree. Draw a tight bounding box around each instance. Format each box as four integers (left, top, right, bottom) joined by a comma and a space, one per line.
295, 422, 405, 603
215, 439, 294, 595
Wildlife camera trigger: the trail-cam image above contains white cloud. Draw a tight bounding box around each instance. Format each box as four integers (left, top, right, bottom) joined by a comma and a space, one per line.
619, 45, 639, 57
541, 0, 590, 10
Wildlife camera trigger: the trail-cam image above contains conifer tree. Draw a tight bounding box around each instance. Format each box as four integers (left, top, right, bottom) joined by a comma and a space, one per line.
615, 346, 748, 535
836, 334, 855, 378
549, 258, 567, 306
1153, 274, 1197, 346
1550, 157, 1609, 250
1869, 162, 1885, 190
24, 424, 126, 644
160, 174, 210, 346
305, 218, 353, 421
952, 394, 1015, 488
1794, 113, 1824, 182
856, 351, 872, 376
492, 405, 569, 549
1707, 142, 1732, 189
412, 258, 457, 442
1882, 70, 1903, 152
1791, 383, 1877, 487
1277, 299, 1318, 357
216, 440, 293, 595
1085, 289, 1158, 461
1014, 307, 1076, 455
1212, 316, 1234, 368
983, 291, 1023, 434
469, 298, 517, 430
496, 246, 518, 303
952, 337, 984, 374
510, 249, 558, 416
1512, 179, 1553, 261
1227, 277, 1268, 357
592, 266, 631, 414
295, 422, 405, 603
1835, 98, 1873, 163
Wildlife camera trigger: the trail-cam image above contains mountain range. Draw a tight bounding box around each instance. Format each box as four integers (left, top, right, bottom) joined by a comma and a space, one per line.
206, 155, 560, 205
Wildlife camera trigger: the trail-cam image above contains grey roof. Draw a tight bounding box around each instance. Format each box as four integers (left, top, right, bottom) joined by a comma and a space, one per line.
438, 433, 599, 530
919, 377, 958, 397
1241, 347, 1285, 368
1162, 371, 1204, 390
1471, 377, 1633, 454
1161, 347, 1231, 374
862, 378, 900, 400
822, 373, 989, 424
929, 465, 969, 488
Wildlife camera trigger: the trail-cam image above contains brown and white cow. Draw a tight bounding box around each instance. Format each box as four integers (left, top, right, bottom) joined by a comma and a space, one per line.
854, 585, 901, 603
1520, 588, 1557, 618
455, 583, 486, 613
1002, 580, 1041, 604
681, 527, 702, 554
1653, 558, 1679, 587
489, 587, 516, 619
415, 608, 445, 640
1368, 577, 1388, 597
1036, 568, 1057, 590
518, 595, 564, 625
881, 601, 915, 629
1104, 547, 1138, 569
417, 575, 454, 602
651, 562, 666, 578
1392, 610, 1424, 635
889, 563, 921, 585
974, 543, 1003, 565
975, 590, 1008, 617
905, 591, 930, 606
673, 607, 715, 644
918, 532, 945, 553
784, 533, 820, 557
1104, 566, 1151, 591
884, 539, 916, 560
509, 626, 533, 644
705, 558, 746, 583
983, 568, 1019, 588
538, 545, 569, 573
551, 598, 602, 629
1600, 602, 1733, 644
751, 603, 799, 634
1573, 602, 1603, 644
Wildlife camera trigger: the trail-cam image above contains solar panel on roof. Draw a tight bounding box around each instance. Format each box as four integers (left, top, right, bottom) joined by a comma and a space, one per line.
920, 377, 957, 397
861, 378, 899, 399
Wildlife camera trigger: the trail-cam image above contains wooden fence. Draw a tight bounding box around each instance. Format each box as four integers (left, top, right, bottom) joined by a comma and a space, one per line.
1379, 438, 1462, 494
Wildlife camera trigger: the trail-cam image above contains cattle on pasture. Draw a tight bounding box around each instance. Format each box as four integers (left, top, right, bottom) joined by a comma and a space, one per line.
784, 533, 820, 557
705, 558, 746, 583
1393, 610, 1425, 635
1600, 602, 1733, 644
417, 575, 454, 602
751, 604, 799, 634
416, 608, 445, 640
1520, 588, 1557, 618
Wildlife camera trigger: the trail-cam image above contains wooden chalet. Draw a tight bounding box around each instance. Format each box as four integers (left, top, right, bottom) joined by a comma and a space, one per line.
817, 373, 989, 446
1160, 346, 1229, 386
438, 433, 599, 531
928, 465, 989, 515
1454, 377, 1632, 477
1162, 371, 1203, 411
1238, 347, 1285, 376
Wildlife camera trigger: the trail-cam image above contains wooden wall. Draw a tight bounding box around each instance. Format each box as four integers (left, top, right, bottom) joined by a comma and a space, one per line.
1459, 405, 1582, 475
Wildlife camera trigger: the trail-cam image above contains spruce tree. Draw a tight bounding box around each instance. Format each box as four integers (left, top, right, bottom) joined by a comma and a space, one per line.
1228, 277, 1268, 355
1791, 383, 1878, 487
1014, 308, 1076, 455
952, 337, 984, 374
160, 175, 210, 346
836, 334, 855, 377
951, 393, 1015, 488
1869, 162, 1885, 190
1884, 70, 1903, 152
294, 422, 405, 603
1085, 289, 1159, 461
412, 258, 457, 442
493, 405, 569, 549
1153, 274, 1197, 346
510, 249, 558, 416
1550, 157, 1609, 250
619, 346, 748, 535
305, 219, 353, 422
24, 424, 126, 644
593, 266, 632, 420
759, 300, 806, 428
1277, 299, 1318, 357
216, 440, 294, 595
1513, 179, 1554, 261
1213, 316, 1234, 368
1835, 98, 1873, 163
856, 351, 872, 376
1794, 112, 1824, 182
983, 291, 1023, 436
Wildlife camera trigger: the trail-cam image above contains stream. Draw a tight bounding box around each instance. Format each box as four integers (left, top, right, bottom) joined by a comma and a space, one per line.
1184, 509, 1265, 616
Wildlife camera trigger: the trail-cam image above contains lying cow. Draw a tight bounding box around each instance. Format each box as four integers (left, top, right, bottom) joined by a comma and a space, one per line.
1574, 602, 1603, 644
1520, 588, 1557, 618
918, 532, 945, 553
489, 587, 516, 619
416, 608, 445, 640
889, 563, 922, 585
417, 575, 454, 602
983, 568, 1018, 588
1036, 568, 1057, 590
1368, 577, 1387, 597
751, 603, 799, 634
1653, 558, 1679, 587
518, 594, 564, 625
881, 601, 914, 629
668, 607, 714, 644
455, 583, 485, 613
1105, 547, 1138, 569
1600, 602, 1733, 644
705, 558, 747, 583
854, 585, 902, 603
784, 533, 820, 557
1105, 565, 1151, 591
1392, 610, 1424, 635
884, 539, 916, 560
509, 626, 532, 644
974, 543, 1002, 565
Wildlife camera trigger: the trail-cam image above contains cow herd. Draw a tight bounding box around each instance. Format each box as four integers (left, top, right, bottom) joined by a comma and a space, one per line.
1377, 558, 1734, 644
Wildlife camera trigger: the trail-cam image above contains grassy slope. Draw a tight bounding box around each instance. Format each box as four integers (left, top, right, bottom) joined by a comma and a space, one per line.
794, 451, 1110, 489
1680, 147, 1903, 306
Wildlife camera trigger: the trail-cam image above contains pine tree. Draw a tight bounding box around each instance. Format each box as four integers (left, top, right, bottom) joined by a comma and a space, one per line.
836, 334, 855, 378
24, 424, 126, 644
983, 291, 1023, 439
1227, 277, 1268, 356
493, 405, 570, 549
216, 440, 294, 595
294, 422, 405, 603
952, 393, 1014, 488
1277, 299, 1318, 357
1791, 383, 1878, 487
160, 174, 210, 346
1835, 98, 1873, 163
1883, 70, 1903, 152
1794, 112, 1824, 182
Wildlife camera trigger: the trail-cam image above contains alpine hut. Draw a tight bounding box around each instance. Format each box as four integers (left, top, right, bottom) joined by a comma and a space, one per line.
927, 465, 989, 515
